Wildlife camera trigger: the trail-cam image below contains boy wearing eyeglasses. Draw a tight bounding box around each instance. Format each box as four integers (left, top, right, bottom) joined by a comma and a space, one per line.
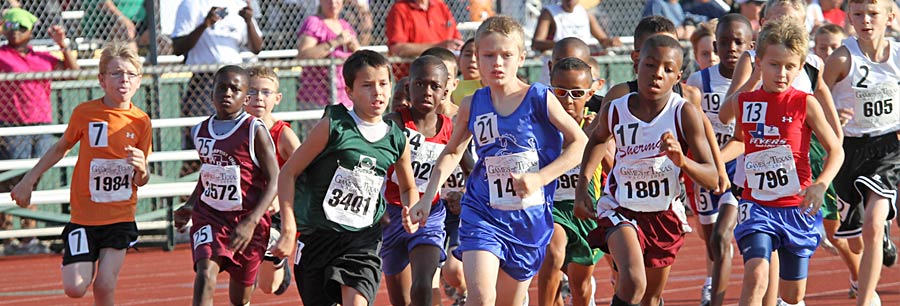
538, 57, 604, 306
243, 66, 301, 295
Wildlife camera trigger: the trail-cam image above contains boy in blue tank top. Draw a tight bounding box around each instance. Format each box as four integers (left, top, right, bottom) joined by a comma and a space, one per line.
410, 16, 588, 306
271, 50, 422, 306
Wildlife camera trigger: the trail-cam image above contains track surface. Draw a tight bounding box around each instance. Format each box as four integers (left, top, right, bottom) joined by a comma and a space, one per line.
0, 219, 898, 305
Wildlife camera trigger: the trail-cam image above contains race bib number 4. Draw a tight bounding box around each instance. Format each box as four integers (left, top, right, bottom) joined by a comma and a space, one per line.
485, 151, 544, 210
396, 129, 445, 193
89, 158, 134, 203
199, 164, 243, 211
851, 82, 898, 131
323, 166, 383, 228
615, 156, 679, 212
744, 145, 801, 201
554, 167, 580, 201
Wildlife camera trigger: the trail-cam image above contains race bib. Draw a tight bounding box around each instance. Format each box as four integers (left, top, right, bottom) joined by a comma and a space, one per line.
199, 163, 243, 211
554, 167, 580, 201
707, 112, 735, 148
615, 156, 679, 212
702, 93, 723, 113
744, 145, 801, 201
473, 113, 500, 146
852, 82, 898, 131
441, 166, 466, 195
322, 165, 383, 228
89, 158, 134, 203
394, 129, 445, 193
484, 150, 544, 210
192, 224, 213, 249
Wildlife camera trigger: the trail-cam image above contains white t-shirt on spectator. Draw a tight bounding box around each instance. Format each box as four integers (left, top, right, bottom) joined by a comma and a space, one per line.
172, 0, 263, 65
544, 4, 600, 46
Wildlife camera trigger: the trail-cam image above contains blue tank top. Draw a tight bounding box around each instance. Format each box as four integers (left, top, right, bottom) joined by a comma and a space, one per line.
461, 83, 562, 246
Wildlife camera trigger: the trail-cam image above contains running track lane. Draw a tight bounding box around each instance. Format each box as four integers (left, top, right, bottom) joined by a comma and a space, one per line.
0, 219, 897, 305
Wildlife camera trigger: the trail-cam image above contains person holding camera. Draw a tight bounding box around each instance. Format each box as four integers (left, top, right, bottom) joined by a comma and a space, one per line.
171, 0, 263, 119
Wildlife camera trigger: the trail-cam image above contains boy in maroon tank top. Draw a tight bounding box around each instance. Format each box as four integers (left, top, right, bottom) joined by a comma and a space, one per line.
244, 66, 301, 295
173, 65, 280, 306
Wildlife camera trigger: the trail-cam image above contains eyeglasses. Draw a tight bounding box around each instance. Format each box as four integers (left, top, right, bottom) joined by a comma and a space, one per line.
3, 22, 27, 32
248, 89, 276, 97
106, 71, 140, 80
550, 87, 591, 99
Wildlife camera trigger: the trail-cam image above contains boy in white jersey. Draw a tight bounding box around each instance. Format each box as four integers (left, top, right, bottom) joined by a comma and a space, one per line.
823, 1, 900, 305
575, 34, 719, 306
684, 13, 755, 306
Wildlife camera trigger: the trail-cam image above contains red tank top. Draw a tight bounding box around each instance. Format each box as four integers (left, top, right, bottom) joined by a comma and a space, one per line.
193, 113, 270, 218
738, 87, 812, 207
269, 120, 291, 167
385, 108, 453, 206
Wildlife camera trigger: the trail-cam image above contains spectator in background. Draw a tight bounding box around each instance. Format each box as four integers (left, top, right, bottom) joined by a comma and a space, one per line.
343, 0, 374, 46
0, 7, 78, 255
469, 0, 494, 21
642, 0, 699, 39
386, 0, 462, 78
532, 0, 621, 53
686, 0, 731, 21
296, 0, 360, 108
736, 0, 764, 32
820, 0, 846, 28
3, 0, 62, 41
806, 0, 826, 33
172, 0, 262, 118
82, 0, 146, 51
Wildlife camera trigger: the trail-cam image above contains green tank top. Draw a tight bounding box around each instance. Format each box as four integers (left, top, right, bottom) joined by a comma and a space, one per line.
294, 105, 407, 233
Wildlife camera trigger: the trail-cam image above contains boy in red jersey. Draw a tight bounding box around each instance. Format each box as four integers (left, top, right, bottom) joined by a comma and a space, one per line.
730, 19, 843, 306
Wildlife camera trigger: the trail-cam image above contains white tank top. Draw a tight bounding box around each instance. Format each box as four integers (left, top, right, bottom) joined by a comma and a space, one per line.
830, 38, 900, 137
545, 4, 600, 46
686, 64, 735, 148
604, 93, 685, 212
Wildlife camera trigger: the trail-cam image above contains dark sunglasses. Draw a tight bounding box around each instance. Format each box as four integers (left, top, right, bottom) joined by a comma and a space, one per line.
3, 21, 27, 32
550, 87, 591, 99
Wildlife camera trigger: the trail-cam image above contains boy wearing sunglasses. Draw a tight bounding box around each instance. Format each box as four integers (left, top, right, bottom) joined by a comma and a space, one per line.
537, 57, 604, 306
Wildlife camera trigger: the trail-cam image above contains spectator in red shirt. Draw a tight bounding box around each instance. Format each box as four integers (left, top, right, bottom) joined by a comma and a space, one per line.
820, 0, 846, 28
386, 0, 463, 57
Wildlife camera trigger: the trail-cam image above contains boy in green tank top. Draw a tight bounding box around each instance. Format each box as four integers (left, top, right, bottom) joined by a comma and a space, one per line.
271, 50, 423, 306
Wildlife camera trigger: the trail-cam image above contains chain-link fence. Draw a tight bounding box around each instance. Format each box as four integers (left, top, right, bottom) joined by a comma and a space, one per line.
1, 1, 647, 59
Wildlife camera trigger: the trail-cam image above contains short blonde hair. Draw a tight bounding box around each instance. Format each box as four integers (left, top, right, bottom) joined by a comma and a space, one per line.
99, 43, 141, 74
763, 0, 807, 19
848, 0, 893, 12
475, 15, 525, 52
247, 65, 280, 89
756, 17, 808, 61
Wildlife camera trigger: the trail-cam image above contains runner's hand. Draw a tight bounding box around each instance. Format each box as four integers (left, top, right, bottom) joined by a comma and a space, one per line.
510, 172, 542, 200
799, 182, 826, 217
272, 232, 295, 259
173, 205, 193, 232
230, 219, 255, 253
660, 131, 686, 167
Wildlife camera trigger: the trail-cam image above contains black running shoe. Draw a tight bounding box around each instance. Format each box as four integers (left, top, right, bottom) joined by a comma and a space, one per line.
273, 258, 292, 295
884, 222, 897, 267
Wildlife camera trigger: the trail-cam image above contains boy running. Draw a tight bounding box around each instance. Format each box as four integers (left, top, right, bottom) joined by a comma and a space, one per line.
575, 34, 720, 306
538, 57, 604, 306
823, 1, 900, 305
412, 16, 588, 305
272, 50, 421, 306
382, 55, 453, 306
10, 43, 150, 306
244, 66, 301, 296
174, 65, 280, 306
731, 19, 843, 306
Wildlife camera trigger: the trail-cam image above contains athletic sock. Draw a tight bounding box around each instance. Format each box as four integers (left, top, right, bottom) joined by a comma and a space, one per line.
610, 294, 639, 306
782, 300, 805, 306
704, 276, 712, 287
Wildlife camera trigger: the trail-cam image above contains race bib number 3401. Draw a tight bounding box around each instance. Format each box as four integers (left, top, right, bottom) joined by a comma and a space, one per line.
323, 166, 383, 228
